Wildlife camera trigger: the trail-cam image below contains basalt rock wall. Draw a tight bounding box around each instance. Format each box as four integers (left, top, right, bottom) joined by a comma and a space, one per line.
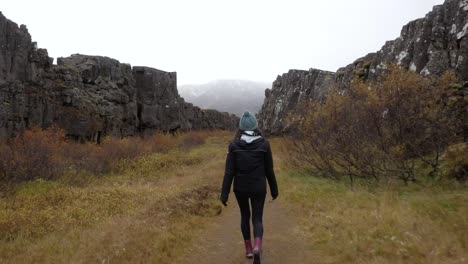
133, 66, 238, 133
0, 12, 238, 141
258, 0, 468, 135
257, 69, 335, 135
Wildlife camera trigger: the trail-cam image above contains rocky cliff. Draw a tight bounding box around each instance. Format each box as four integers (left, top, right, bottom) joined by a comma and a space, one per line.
257, 69, 334, 135
258, 0, 468, 135
0, 12, 238, 141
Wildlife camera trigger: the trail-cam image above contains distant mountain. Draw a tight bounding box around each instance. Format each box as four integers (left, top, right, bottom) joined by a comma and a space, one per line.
179, 80, 270, 117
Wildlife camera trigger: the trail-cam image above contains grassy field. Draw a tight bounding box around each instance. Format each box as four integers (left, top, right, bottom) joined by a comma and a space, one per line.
0, 132, 230, 263
0, 133, 467, 263
273, 138, 468, 264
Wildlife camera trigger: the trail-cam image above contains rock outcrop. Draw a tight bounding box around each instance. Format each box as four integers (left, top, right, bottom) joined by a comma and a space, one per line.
133, 67, 238, 133
0, 12, 238, 141
257, 69, 334, 135
258, 0, 468, 135
0, 13, 52, 83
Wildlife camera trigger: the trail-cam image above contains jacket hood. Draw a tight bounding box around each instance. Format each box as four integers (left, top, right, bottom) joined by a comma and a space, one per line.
235, 137, 265, 149
240, 130, 262, 144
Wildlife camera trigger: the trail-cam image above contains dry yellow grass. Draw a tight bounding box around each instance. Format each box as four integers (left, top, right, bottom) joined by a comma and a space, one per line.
272, 138, 468, 264
0, 132, 231, 263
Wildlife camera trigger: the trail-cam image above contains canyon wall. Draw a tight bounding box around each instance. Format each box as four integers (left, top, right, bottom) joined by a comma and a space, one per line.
0, 12, 238, 141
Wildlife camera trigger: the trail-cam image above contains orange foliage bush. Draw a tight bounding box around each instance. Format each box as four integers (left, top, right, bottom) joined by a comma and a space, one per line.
177, 130, 209, 149
0, 128, 212, 185
0, 127, 66, 183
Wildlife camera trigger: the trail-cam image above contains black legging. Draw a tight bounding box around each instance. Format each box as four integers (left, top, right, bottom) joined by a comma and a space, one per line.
234, 192, 266, 240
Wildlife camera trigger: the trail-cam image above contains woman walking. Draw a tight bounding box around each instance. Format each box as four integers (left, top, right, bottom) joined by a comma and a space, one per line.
220, 111, 279, 264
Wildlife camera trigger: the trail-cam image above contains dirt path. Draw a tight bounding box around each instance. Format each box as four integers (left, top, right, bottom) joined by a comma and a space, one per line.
180, 197, 316, 264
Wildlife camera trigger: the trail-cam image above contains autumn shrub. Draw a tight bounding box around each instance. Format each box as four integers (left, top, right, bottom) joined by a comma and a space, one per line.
62, 131, 211, 176
0, 127, 66, 183
289, 66, 466, 183
95, 137, 145, 173
63, 139, 137, 176
148, 133, 177, 152
177, 131, 207, 149
0, 128, 217, 186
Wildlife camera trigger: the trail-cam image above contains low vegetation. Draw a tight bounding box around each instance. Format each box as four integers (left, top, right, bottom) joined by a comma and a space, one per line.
0, 132, 466, 263
277, 170, 468, 264
273, 138, 468, 264
0, 130, 229, 263
0, 128, 214, 189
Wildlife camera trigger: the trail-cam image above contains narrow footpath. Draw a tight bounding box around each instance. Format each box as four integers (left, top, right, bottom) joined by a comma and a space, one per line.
180, 197, 317, 263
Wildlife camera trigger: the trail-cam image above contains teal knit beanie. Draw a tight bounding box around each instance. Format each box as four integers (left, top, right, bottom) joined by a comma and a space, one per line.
239, 111, 258, 131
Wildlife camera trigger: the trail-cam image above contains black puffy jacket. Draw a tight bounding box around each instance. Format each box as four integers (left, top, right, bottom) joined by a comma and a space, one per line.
220, 137, 278, 201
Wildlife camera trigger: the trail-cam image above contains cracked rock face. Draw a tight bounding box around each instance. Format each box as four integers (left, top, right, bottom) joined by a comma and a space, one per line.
259, 0, 468, 135
257, 69, 335, 135
0, 13, 51, 83
132, 67, 238, 133
0, 12, 238, 141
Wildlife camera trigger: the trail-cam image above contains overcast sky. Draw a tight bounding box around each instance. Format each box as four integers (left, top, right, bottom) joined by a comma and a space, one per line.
2, 0, 444, 85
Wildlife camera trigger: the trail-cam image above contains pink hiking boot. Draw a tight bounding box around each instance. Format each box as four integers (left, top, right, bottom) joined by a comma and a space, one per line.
253, 237, 262, 264
244, 240, 253, 258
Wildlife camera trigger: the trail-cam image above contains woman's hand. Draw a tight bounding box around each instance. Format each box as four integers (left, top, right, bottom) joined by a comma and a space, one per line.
271, 192, 278, 201
220, 194, 228, 207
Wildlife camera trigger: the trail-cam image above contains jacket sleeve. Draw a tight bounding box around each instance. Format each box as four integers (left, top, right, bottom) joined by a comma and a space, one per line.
265, 141, 279, 198
220, 143, 235, 202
